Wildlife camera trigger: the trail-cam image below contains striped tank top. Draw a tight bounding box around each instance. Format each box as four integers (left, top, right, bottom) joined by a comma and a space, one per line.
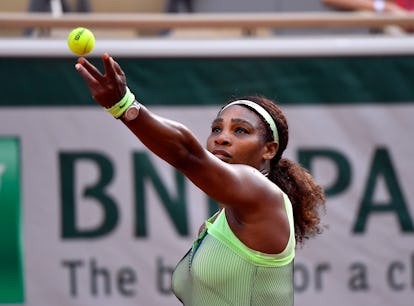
172, 192, 295, 305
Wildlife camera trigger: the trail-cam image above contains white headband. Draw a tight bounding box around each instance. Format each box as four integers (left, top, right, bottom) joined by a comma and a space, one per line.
221, 100, 279, 142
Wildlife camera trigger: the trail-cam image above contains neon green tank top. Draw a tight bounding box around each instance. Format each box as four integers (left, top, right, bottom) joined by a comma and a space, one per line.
172, 192, 295, 306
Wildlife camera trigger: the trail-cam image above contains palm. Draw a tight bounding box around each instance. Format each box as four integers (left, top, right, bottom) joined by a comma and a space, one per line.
76, 53, 127, 108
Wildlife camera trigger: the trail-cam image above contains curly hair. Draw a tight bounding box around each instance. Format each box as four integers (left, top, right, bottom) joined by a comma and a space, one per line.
227, 95, 326, 245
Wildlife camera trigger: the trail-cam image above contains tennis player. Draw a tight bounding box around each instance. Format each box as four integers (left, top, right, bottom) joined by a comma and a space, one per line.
75, 53, 326, 305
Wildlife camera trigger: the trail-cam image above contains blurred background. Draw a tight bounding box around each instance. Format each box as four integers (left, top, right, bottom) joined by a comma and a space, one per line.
0, 1, 413, 306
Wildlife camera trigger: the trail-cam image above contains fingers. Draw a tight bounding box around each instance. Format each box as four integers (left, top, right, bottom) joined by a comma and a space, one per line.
113, 59, 124, 77
75, 53, 126, 107
102, 53, 118, 81
102, 53, 126, 84
102, 53, 127, 98
75, 61, 96, 86
77, 57, 104, 83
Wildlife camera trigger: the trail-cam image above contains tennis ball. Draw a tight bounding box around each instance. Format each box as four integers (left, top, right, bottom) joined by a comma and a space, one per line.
67, 27, 95, 56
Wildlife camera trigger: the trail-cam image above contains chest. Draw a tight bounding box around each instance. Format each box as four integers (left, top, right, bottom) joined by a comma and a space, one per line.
190, 234, 256, 287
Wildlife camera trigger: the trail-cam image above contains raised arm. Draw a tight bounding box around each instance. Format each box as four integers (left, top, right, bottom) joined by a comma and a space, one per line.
75, 53, 207, 170
75, 53, 281, 213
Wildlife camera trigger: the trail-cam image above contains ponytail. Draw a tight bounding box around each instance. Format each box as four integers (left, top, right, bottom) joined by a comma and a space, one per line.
270, 158, 326, 245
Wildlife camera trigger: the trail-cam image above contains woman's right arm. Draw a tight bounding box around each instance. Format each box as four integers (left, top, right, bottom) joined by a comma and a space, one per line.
75, 53, 283, 215
75, 53, 209, 176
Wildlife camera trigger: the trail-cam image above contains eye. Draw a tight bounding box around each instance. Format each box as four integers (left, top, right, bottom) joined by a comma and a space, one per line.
211, 126, 221, 133
235, 127, 249, 134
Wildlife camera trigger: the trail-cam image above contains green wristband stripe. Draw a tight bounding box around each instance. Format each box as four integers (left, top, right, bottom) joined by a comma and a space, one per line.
105, 87, 136, 118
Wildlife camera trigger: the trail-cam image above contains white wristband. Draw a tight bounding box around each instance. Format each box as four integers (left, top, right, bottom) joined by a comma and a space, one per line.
373, 0, 385, 12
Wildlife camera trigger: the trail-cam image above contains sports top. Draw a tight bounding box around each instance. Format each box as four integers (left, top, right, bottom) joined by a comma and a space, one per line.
172, 192, 295, 306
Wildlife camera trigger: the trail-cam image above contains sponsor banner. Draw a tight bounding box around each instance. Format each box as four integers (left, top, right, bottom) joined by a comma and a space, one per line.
0, 104, 412, 306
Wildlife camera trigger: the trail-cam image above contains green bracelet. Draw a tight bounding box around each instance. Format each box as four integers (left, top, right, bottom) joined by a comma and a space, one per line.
105, 87, 136, 119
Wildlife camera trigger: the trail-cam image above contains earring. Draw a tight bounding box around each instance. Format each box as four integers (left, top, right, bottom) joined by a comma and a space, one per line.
260, 169, 269, 177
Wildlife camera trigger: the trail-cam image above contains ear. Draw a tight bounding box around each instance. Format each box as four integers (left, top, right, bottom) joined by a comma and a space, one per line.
263, 141, 279, 160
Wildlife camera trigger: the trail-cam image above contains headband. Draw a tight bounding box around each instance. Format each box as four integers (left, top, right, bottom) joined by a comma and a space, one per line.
221, 100, 279, 142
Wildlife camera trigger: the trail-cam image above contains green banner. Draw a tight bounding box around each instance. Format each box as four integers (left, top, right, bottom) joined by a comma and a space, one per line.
0, 138, 24, 303
1, 56, 414, 106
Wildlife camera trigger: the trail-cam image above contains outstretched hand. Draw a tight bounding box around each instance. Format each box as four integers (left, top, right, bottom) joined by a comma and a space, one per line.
75, 53, 127, 108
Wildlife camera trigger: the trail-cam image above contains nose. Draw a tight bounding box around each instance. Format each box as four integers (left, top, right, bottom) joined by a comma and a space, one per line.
214, 131, 231, 145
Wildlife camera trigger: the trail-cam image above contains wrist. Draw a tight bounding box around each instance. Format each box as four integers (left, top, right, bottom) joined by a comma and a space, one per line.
105, 87, 136, 119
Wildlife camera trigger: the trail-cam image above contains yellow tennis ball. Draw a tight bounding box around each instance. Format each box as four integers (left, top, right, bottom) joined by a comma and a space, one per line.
67, 27, 95, 56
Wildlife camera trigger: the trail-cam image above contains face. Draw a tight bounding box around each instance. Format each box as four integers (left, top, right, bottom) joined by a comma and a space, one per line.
206, 105, 270, 169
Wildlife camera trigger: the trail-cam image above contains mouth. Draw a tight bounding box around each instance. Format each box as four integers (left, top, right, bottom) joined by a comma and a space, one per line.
212, 149, 231, 160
